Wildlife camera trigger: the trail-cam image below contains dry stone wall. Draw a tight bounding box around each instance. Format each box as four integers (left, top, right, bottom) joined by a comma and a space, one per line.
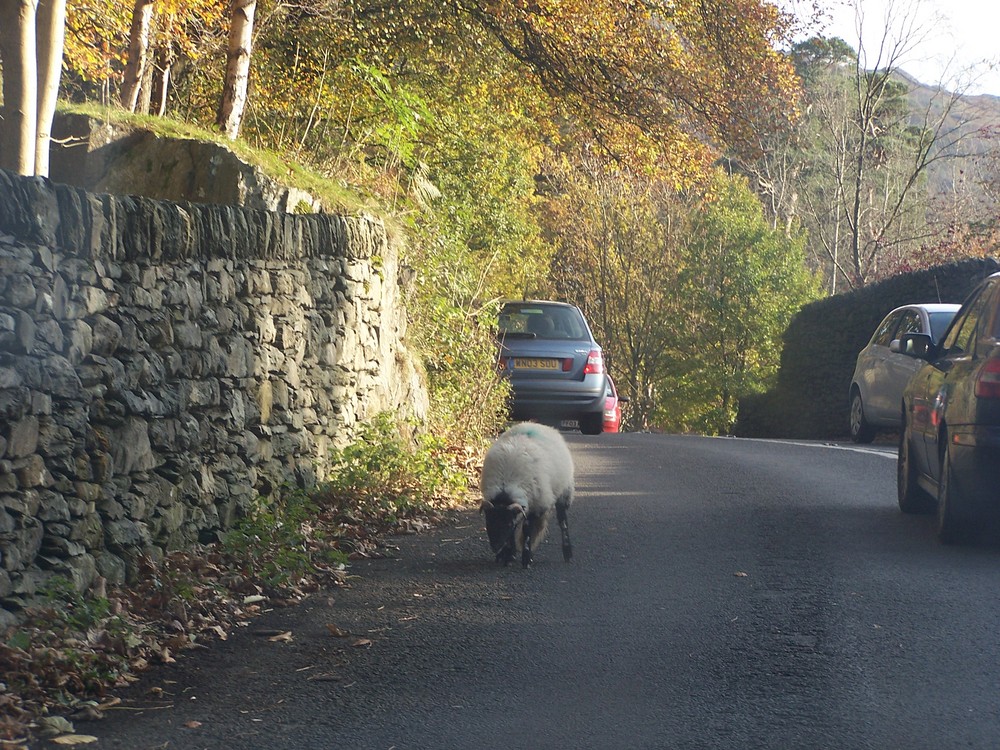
0, 170, 427, 625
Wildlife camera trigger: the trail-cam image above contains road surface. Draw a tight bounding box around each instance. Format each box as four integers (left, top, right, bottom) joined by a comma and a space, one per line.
92, 433, 1000, 749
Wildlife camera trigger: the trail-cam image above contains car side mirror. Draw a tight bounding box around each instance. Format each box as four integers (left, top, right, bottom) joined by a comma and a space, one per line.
897, 332, 934, 359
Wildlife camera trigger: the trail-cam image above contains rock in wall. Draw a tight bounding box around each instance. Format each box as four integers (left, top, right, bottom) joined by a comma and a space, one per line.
0, 169, 427, 623
50, 113, 322, 213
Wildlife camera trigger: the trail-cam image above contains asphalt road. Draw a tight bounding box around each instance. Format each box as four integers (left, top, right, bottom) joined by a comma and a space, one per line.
90, 433, 1000, 750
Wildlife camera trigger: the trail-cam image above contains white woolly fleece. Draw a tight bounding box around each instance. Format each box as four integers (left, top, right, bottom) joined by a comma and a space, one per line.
481, 422, 574, 513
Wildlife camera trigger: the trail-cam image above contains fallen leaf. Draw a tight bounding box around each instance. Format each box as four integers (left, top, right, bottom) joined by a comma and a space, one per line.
184, 721, 203, 729
37, 716, 75, 737
67, 705, 106, 722
207, 625, 228, 640
326, 624, 350, 638
734, 571, 749, 578
51, 735, 99, 745
268, 631, 294, 643
243, 595, 267, 605
350, 638, 373, 648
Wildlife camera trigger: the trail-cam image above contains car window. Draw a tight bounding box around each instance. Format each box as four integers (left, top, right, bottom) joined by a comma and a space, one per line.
872, 311, 902, 347
896, 310, 922, 339
991, 283, 1000, 338
498, 304, 589, 341
941, 288, 990, 356
928, 311, 958, 342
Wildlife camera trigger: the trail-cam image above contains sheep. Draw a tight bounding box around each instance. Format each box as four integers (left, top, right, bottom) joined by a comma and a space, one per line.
480, 422, 575, 568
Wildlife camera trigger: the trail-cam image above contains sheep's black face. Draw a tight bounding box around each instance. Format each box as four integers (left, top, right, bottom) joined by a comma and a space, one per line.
483, 504, 516, 553
482, 495, 523, 559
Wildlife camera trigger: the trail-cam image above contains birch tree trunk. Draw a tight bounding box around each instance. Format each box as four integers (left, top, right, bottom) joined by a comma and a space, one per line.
35, 0, 66, 176
138, 50, 155, 114
153, 41, 175, 116
0, 0, 39, 175
121, 0, 155, 112
216, 0, 256, 140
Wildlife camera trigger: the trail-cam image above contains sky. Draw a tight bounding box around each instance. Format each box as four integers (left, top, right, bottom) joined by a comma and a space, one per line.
799, 0, 1000, 96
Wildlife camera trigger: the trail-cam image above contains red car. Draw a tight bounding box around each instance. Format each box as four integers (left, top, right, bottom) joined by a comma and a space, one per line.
603, 376, 628, 432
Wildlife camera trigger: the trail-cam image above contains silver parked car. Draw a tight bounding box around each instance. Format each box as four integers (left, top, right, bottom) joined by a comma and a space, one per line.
849, 303, 960, 443
496, 300, 607, 434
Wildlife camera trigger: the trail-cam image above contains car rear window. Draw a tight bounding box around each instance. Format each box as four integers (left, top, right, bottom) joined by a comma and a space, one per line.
498, 305, 589, 340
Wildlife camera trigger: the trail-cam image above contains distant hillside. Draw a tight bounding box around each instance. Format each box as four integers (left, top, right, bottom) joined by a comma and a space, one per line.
899, 69, 1000, 216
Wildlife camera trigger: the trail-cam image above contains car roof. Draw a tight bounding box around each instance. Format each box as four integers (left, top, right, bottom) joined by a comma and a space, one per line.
886, 303, 962, 314
500, 299, 579, 308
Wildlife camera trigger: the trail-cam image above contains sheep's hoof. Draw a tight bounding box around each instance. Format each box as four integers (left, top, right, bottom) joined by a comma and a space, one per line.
562, 542, 573, 562
521, 548, 532, 568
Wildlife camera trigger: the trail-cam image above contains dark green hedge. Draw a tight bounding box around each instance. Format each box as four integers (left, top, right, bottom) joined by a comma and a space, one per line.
734, 257, 1000, 439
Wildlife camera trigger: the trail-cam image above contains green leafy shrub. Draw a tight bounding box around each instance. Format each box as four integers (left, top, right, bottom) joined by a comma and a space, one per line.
223, 489, 349, 587
417, 304, 511, 451
317, 412, 470, 524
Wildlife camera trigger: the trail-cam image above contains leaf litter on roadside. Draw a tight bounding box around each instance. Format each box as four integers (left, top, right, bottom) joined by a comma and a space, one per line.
0, 498, 459, 745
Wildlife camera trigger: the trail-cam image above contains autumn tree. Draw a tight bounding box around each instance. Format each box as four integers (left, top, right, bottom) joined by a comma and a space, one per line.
120, 0, 155, 111
669, 173, 818, 433
544, 158, 689, 429
216, 0, 255, 138
64, 0, 226, 115
0, 0, 38, 174
544, 162, 817, 433
0, 0, 67, 176
742, 0, 978, 290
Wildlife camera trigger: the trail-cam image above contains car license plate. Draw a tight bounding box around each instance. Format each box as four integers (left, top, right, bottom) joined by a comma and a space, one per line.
514, 357, 559, 370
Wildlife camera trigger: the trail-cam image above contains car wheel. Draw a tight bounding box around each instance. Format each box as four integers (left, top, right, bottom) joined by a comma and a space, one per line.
897, 422, 933, 514
580, 413, 604, 435
850, 391, 876, 443
937, 440, 969, 544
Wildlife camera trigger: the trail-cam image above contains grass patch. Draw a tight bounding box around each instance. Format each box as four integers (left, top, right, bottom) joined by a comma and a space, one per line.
58, 102, 376, 216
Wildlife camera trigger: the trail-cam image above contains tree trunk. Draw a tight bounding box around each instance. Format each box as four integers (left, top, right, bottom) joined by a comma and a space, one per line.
216, 0, 256, 140
149, 41, 173, 116
0, 0, 39, 175
121, 0, 155, 112
34, 0, 66, 177
138, 50, 155, 114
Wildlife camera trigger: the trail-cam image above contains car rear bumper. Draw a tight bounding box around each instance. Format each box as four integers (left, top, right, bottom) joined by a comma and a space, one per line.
948, 425, 1000, 509
508, 377, 606, 420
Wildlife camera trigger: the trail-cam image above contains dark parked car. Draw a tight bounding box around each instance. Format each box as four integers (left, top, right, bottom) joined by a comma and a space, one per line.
496, 300, 608, 434
850, 303, 960, 442
897, 272, 1000, 541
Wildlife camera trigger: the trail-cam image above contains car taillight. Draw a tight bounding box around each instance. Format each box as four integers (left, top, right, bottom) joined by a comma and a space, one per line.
975, 357, 1000, 398
583, 350, 604, 375
562, 358, 573, 372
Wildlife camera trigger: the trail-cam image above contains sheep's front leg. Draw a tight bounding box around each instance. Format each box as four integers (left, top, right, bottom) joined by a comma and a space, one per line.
500, 511, 524, 566
521, 515, 534, 568
556, 501, 572, 561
